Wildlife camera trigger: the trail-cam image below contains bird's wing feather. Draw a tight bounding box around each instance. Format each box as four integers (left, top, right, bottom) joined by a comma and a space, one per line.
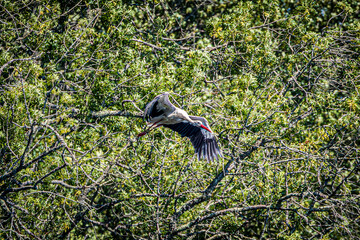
161, 93, 176, 111
144, 95, 161, 121
144, 93, 176, 121
164, 122, 221, 161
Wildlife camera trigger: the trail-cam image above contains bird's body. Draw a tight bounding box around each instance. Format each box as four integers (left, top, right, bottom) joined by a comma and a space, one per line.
139, 93, 221, 161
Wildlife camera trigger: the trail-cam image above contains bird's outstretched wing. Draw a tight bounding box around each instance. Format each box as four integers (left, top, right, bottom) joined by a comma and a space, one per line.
144, 93, 175, 121
164, 120, 222, 161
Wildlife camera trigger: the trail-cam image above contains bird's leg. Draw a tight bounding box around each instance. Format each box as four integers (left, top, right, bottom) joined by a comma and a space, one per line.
149, 123, 163, 131
137, 120, 162, 137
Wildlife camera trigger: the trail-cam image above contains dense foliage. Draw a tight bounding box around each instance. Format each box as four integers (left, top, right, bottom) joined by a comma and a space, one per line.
1, 0, 359, 239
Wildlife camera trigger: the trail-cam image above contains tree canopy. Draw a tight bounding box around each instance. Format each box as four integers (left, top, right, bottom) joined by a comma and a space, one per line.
1, 0, 360, 239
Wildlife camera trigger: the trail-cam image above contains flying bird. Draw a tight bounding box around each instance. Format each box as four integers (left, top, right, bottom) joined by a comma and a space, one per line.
138, 92, 222, 161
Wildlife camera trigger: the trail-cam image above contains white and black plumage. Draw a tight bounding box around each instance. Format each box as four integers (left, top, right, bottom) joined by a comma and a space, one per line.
138, 92, 222, 161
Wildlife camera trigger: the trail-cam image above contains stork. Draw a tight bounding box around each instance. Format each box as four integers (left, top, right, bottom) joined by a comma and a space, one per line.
138, 92, 222, 161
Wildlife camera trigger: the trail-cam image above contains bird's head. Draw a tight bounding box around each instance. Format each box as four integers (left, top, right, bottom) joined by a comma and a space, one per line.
194, 120, 212, 133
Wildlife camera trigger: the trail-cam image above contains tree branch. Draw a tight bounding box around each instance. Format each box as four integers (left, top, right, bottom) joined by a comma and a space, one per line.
169, 138, 265, 237
0, 53, 43, 77
90, 110, 143, 119
130, 39, 163, 51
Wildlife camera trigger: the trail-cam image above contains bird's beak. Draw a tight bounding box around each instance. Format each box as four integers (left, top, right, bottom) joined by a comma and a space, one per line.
200, 124, 212, 133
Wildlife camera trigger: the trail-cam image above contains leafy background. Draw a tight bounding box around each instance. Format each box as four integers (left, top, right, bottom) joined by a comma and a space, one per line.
1, 0, 359, 239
